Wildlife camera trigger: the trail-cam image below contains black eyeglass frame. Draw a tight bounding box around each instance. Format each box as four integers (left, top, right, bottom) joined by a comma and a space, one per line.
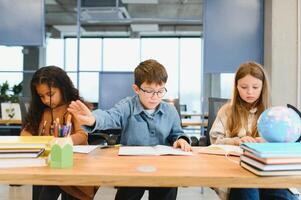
139, 87, 167, 98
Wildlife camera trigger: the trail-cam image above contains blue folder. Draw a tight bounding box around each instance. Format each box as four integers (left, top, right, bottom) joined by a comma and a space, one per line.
241, 143, 301, 158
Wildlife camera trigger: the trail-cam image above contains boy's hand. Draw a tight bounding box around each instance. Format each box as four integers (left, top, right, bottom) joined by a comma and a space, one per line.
67, 100, 96, 126
173, 138, 192, 152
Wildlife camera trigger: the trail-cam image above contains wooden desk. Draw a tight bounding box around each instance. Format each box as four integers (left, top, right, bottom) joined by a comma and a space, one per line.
0, 119, 22, 124
181, 119, 208, 127
181, 113, 202, 118
181, 112, 208, 118
0, 147, 301, 188
0, 119, 22, 132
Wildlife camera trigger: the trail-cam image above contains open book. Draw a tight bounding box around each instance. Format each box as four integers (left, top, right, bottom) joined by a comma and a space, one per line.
0, 148, 45, 158
118, 145, 193, 156
198, 144, 243, 156
73, 145, 99, 154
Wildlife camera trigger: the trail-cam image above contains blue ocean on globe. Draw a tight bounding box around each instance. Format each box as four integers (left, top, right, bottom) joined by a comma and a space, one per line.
257, 106, 301, 142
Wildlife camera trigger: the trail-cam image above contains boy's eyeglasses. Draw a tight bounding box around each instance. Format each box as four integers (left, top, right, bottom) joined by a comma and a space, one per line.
139, 87, 167, 98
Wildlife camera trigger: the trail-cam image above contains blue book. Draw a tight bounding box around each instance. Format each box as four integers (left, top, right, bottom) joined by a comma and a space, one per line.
241, 143, 301, 158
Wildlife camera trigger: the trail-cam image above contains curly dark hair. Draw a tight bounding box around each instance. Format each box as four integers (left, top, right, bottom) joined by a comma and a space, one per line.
23, 66, 88, 135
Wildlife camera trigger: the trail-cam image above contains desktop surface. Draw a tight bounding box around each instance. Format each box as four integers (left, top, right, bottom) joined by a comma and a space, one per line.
0, 147, 300, 188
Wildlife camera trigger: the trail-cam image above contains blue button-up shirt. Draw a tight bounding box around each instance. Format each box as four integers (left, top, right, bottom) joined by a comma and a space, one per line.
83, 95, 188, 146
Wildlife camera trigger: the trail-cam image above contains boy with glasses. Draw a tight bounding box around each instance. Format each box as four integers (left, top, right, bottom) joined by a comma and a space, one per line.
68, 59, 191, 200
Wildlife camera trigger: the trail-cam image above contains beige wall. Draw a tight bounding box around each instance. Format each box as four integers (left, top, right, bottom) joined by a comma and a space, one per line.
264, 0, 300, 107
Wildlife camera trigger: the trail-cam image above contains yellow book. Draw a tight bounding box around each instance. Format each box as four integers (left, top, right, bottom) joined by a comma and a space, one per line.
0, 136, 53, 149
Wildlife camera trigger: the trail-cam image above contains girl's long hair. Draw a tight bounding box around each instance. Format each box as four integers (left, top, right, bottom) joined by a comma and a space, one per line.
227, 61, 270, 137
23, 66, 89, 135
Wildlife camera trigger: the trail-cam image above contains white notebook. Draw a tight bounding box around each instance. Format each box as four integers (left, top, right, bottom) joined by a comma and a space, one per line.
0, 157, 47, 168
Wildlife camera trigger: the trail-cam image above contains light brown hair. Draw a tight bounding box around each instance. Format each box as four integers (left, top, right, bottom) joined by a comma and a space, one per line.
227, 61, 270, 137
134, 59, 168, 87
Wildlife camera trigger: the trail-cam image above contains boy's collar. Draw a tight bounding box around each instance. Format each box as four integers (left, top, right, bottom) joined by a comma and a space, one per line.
133, 95, 164, 115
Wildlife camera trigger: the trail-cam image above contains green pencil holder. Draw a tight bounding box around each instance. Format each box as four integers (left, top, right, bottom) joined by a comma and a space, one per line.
50, 137, 73, 168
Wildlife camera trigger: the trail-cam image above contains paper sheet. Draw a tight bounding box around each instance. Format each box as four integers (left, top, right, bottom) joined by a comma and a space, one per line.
73, 145, 99, 154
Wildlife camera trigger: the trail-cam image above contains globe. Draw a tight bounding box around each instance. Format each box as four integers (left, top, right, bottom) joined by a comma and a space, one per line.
257, 106, 301, 142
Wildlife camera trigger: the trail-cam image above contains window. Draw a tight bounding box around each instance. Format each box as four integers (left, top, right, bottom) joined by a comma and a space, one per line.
65, 38, 102, 71
46, 38, 64, 67
220, 73, 235, 98
0, 46, 23, 86
46, 37, 203, 110
79, 72, 99, 102
65, 38, 77, 71
0, 46, 23, 71
141, 38, 179, 98
179, 38, 202, 113
103, 38, 139, 71
79, 38, 102, 71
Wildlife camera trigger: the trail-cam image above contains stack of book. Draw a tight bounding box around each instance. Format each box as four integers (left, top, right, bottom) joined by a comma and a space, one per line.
240, 143, 301, 176
0, 136, 53, 168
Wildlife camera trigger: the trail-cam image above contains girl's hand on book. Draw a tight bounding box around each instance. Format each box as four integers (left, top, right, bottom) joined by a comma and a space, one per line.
68, 100, 95, 126
240, 136, 257, 144
173, 138, 192, 152
255, 137, 265, 143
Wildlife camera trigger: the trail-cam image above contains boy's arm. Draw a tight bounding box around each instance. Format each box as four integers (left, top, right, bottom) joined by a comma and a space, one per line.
167, 107, 191, 145
82, 108, 123, 133
169, 120, 192, 152
70, 115, 89, 145
69, 100, 126, 133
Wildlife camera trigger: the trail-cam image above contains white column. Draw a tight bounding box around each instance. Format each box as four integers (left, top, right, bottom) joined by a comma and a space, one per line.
264, 0, 299, 107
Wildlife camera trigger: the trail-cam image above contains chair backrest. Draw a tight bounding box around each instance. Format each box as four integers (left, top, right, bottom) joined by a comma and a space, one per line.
18, 96, 30, 124
206, 97, 229, 146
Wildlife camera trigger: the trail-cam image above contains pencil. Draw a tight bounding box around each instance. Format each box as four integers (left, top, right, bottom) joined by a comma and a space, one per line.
56, 118, 60, 137
66, 114, 72, 126
66, 114, 72, 137
39, 120, 47, 136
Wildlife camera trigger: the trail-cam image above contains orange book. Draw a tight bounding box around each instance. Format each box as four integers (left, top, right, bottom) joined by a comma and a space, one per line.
244, 151, 301, 165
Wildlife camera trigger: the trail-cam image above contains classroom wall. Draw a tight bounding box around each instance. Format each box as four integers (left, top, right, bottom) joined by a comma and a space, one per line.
203, 0, 264, 73
264, 0, 299, 107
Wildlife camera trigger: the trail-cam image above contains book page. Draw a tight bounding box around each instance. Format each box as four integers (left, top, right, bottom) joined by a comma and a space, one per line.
118, 146, 193, 156
154, 145, 193, 156
73, 145, 99, 154
118, 146, 159, 156
198, 144, 243, 156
